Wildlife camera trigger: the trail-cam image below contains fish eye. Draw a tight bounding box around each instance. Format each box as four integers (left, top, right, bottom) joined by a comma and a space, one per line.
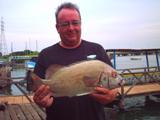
111, 71, 117, 78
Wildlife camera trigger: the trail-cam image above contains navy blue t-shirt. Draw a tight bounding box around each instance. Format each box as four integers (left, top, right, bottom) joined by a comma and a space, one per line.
34, 40, 112, 120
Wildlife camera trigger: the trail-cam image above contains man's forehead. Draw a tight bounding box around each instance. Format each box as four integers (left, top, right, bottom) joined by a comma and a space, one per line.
57, 8, 80, 20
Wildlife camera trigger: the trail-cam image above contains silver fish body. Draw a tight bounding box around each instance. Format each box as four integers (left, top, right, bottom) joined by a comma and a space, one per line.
31, 60, 123, 97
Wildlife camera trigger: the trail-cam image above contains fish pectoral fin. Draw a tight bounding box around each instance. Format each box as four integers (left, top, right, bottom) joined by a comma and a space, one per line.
83, 76, 98, 87
42, 80, 52, 85
30, 72, 43, 92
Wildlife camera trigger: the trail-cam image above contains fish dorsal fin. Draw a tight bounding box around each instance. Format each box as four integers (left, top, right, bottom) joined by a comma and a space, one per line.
45, 64, 64, 79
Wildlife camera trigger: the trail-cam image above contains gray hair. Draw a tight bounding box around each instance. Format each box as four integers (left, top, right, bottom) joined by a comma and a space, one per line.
55, 2, 81, 23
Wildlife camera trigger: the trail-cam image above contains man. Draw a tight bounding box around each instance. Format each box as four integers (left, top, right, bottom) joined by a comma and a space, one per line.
33, 2, 118, 120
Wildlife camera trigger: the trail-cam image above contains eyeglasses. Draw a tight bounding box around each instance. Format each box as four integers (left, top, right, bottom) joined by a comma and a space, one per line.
58, 20, 81, 27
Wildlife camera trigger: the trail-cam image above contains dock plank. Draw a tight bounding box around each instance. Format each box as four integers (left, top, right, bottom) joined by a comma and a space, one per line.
0, 102, 46, 120
25, 103, 42, 120
20, 104, 34, 120
7, 104, 19, 120
0, 111, 5, 120
0, 95, 33, 104
118, 83, 160, 97
31, 103, 46, 120
13, 104, 27, 120
4, 106, 12, 120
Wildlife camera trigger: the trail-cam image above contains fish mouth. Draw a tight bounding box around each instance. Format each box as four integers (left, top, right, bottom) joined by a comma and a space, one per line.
117, 75, 125, 86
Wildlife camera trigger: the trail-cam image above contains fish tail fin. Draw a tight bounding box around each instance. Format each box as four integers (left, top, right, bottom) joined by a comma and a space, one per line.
26, 70, 43, 92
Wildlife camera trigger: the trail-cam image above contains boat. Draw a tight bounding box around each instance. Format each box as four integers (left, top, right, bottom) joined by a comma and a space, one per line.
130, 57, 142, 60
25, 57, 37, 70
25, 61, 36, 69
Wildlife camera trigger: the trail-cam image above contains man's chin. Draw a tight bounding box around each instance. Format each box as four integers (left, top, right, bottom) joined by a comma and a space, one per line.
67, 38, 78, 43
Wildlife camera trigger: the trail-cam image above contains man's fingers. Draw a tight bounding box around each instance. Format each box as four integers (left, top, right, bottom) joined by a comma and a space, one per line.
34, 85, 50, 99
40, 94, 54, 107
94, 87, 118, 95
33, 85, 54, 107
90, 87, 119, 104
34, 85, 46, 97
46, 96, 54, 107
94, 87, 109, 94
39, 86, 51, 99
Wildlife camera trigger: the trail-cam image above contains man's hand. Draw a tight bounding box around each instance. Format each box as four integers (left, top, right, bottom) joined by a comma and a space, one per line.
33, 85, 54, 108
90, 87, 118, 104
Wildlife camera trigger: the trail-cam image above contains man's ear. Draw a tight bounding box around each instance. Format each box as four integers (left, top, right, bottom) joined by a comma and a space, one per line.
56, 24, 60, 33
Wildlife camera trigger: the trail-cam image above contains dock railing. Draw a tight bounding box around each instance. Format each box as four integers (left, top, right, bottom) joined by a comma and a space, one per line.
106, 49, 160, 86
118, 66, 160, 85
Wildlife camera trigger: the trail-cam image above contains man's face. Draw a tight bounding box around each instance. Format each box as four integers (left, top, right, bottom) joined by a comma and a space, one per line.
56, 8, 81, 47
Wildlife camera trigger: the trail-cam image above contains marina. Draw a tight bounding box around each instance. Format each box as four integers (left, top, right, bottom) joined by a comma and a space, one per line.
0, 49, 160, 120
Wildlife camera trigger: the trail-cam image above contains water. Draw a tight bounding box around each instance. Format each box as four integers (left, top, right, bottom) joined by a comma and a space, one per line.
11, 68, 26, 78
117, 107, 160, 120
111, 54, 160, 69
104, 96, 160, 120
0, 68, 27, 96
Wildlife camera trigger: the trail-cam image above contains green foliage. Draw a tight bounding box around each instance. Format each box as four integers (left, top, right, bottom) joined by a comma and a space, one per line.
10, 50, 39, 56
13, 59, 25, 63
0, 50, 39, 62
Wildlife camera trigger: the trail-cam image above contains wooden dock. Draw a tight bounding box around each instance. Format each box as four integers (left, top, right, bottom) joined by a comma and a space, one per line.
0, 102, 46, 120
118, 83, 160, 97
0, 99, 116, 120
0, 95, 46, 120
0, 95, 33, 104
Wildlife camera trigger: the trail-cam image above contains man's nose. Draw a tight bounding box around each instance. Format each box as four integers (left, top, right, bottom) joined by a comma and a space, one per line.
68, 23, 74, 29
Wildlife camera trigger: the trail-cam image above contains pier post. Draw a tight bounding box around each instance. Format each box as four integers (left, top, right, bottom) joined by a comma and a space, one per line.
145, 51, 150, 72
113, 49, 116, 69
155, 50, 160, 71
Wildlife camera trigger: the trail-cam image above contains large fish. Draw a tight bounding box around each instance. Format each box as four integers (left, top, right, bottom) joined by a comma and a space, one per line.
30, 60, 124, 97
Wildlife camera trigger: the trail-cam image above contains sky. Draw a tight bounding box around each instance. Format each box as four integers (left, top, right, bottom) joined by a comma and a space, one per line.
0, 0, 160, 54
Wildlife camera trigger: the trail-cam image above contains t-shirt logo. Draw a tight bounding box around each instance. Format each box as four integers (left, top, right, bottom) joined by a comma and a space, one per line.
87, 55, 97, 60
